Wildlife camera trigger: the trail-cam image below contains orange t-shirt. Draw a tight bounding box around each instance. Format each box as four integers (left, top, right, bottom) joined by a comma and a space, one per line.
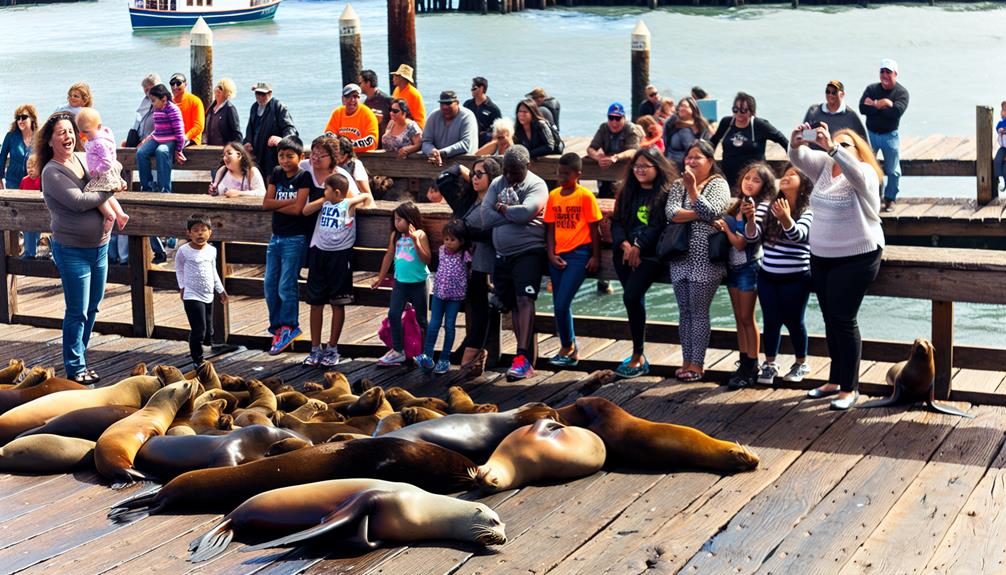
177, 92, 205, 145
543, 184, 603, 255
324, 105, 379, 152
392, 83, 426, 129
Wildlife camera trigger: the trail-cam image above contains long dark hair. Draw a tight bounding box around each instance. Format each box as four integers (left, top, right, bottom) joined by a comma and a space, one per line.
392, 201, 423, 242
515, 99, 546, 127
34, 112, 82, 173
727, 161, 776, 217
763, 164, 813, 244
336, 136, 357, 161
222, 141, 255, 179
614, 147, 677, 226
310, 136, 339, 170
391, 98, 413, 121
148, 83, 172, 103
676, 96, 711, 137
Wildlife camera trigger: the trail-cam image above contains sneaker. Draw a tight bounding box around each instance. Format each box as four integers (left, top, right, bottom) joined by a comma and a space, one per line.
414, 353, 434, 373
320, 346, 343, 367
614, 355, 649, 379
151, 252, 168, 265
757, 362, 780, 385
269, 331, 283, 354
506, 355, 535, 381
378, 349, 407, 366
271, 326, 301, 356
782, 362, 812, 383
303, 346, 323, 367
596, 279, 614, 295
433, 359, 450, 375
727, 360, 759, 390
165, 237, 177, 249
548, 344, 580, 367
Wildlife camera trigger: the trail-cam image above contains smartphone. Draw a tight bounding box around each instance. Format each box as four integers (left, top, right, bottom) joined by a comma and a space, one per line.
801, 128, 817, 142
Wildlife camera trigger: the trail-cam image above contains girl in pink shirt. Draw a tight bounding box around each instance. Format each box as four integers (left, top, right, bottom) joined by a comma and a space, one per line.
76, 108, 128, 234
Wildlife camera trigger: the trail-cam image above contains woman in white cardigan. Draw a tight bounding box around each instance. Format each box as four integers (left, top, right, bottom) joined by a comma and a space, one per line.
788, 121, 885, 411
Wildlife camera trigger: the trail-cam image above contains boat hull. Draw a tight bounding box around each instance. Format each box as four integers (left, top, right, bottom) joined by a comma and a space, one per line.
129, 2, 278, 28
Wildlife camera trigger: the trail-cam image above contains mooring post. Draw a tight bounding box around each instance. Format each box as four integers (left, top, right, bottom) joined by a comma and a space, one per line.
0, 231, 17, 324
932, 301, 953, 400
630, 20, 650, 123
128, 236, 155, 338
791, 0, 799, 9
339, 5, 363, 88
189, 17, 213, 111
213, 241, 230, 345
976, 105, 997, 204
388, 0, 417, 87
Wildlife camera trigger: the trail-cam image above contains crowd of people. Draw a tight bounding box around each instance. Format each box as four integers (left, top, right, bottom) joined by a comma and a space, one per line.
2, 58, 955, 411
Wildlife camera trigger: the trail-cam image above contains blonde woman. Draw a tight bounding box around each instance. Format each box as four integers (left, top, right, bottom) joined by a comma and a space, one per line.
476, 117, 514, 157
204, 78, 242, 146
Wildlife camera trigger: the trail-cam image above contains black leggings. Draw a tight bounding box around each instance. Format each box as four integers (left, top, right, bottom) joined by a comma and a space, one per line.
462, 270, 491, 350
183, 299, 213, 364
811, 248, 882, 392
613, 248, 664, 356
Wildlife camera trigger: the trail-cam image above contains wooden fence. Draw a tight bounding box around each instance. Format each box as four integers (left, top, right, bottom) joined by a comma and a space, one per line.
0, 191, 1004, 402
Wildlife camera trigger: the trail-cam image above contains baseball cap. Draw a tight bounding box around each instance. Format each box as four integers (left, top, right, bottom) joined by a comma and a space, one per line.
607, 102, 626, 117
880, 58, 899, 74
169, 72, 187, 84
342, 83, 362, 97
826, 80, 844, 92
438, 90, 458, 104
251, 81, 272, 93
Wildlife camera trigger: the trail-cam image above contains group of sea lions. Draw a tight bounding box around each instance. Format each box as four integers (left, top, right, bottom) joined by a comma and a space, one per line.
1, 358, 766, 562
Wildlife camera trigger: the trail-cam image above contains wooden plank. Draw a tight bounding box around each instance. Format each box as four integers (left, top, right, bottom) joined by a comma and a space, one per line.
754, 409, 962, 574
838, 405, 1006, 575
895, 200, 935, 220
919, 197, 969, 222
212, 241, 230, 345
924, 422, 1006, 574
969, 197, 1005, 222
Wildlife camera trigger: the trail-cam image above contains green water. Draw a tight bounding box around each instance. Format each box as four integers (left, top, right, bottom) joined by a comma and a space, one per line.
1, 0, 1004, 346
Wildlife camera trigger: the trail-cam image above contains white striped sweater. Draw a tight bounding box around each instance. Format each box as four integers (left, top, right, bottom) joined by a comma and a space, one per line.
745, 202, 814, 275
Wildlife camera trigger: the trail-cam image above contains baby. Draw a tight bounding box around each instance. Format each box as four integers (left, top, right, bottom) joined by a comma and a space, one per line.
76, 107, 129, 234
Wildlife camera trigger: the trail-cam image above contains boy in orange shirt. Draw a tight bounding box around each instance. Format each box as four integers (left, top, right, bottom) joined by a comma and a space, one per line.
544, 152, 602, 367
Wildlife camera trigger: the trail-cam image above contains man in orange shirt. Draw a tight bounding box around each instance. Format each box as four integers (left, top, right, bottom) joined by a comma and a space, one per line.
169, 73, 205, 146
323, 83, 378, 153
390, 64, 426, 129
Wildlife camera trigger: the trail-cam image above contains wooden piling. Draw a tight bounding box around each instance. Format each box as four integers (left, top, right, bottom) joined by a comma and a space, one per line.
0, 232, 17, 324
388, 0, 417, 87
630, 21, 650, 123
976, 105, 997, 204
128, 236, 154, 338
932, 300, 953, 400
339, 5, 363, 88
481, 0, 487, 14
213, 241, 230, 344
189, 17, 213, 111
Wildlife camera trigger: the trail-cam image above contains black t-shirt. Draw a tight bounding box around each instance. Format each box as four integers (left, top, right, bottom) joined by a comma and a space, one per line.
269, 167, 311, 237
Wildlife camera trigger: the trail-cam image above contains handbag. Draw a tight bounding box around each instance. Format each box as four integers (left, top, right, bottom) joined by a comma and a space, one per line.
124, 128, 141, 148
707, 230, 731, 263
378, 302, 423, 358
657, 222, 690, 261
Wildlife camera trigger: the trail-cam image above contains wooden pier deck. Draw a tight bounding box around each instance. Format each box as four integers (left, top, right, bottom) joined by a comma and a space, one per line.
2, 320, 1006, 575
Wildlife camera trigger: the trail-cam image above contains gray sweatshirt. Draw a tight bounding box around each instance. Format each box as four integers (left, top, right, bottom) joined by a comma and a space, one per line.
421, 107, 479, 158
480, 171, 548, 257
41, 154, 114, 248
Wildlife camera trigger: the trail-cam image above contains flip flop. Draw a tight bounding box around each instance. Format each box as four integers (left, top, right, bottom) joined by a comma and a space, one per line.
678, 369, 703, 383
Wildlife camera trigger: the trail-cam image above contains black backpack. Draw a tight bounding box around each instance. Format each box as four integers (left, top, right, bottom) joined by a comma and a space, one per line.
546, 121, 564, 154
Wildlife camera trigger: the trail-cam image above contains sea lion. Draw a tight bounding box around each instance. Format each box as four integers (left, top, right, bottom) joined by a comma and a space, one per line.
232, 380, 277, 427
154, 364, 187, 384
10, 366, 56, 390
135, 425, 311, 480
555, 396, 760, 473
0, 377, 88, 415
0, 359, 25, 386
260, 375, 285, 391
858, 338, 974, 417
15, 405, 138, 441
373, 406, 445, 436
275, 391, 312, 411
166, 426, 196, 436
94, 379, 200, 485
276, 412, 365, 443
385, 387, 449, 413
187, 478, 506, 562
382, 402, 560, 462
0, 434, 95, 473
342, 387, 391, 417
471, 419, 606, 492
108, 437, 478, 521
286, 399, 328, 422
447, 386, 498, 414
184, 361, 221, 391
189, 399, 233, 434
0, 373, 170, 444
194, 388, 239, 412
219, 374, 246, 390
129, 362, 148, 376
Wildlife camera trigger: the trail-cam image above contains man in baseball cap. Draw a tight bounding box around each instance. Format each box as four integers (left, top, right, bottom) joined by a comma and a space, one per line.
859, 58, 910, 211
323, 83, 378, 153
802, 79, 867, 150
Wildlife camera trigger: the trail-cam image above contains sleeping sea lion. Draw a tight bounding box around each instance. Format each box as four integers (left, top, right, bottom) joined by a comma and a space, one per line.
0, 434, 95, 473
0, 359, 25, 386
385, 387, 449, 413
10, 366, 56, 390
277, 412, 365, 443
0, 377, 88, 415
471, 419, 605, 492
94, 379, 200, 485
232, 380, 277, 427
382, 402, 560, 462
15, 405, 138, 441
555, 396, 760, 473
447, 386, 498, 414
189, 398, 233, 434
373, 406, 445, 436
108, 437, 478, 521
858, 338, 974, 417
187, 478, 506, 562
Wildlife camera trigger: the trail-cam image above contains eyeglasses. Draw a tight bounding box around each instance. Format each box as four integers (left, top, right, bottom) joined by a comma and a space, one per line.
825, 89, 839, 96
632, 163, 655, 172
169, 81, 184, 87
15, 115, 30, 121
389, 108, 402, 114
732, 107, 751, 114
309, 152, 328, 159
608, 115, 624, 122
473, 170, 487, 178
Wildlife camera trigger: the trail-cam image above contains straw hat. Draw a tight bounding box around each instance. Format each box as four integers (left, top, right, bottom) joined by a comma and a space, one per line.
391, 64, 415, 84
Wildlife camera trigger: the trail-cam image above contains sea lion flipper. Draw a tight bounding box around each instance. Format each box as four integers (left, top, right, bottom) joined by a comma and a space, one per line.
240, 490, 385, 552
263, 437, 312, 457
857, 397, 899, 409
926, 400, 975, 418
189, 519, 235, 562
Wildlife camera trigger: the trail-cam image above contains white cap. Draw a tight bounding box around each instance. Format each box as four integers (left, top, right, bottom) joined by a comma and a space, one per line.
880, 58, 899, 74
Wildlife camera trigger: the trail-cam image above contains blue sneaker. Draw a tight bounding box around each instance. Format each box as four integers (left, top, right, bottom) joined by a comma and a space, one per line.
270, 326, 301, 355
614, 356, 649, 379
433, 358, 450, 375
506, 355, 535, 381
415, 354, 434, 373
548, 344, 580, 367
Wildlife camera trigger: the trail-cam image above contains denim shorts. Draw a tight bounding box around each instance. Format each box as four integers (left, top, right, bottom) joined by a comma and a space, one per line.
727, 259, 760, 292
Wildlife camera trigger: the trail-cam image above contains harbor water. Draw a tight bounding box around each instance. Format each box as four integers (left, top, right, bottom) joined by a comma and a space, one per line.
1, 0, 1004, 347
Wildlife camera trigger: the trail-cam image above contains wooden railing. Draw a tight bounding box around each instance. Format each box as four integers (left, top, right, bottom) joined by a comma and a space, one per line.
0, 191, 1004, 402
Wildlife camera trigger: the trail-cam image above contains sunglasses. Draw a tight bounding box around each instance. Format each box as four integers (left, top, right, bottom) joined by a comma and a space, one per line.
15, 115, 30, 121
732, 107, 751, 114
389, 108, 402, 114
608, 115, 624, 121
837, 141, 854, 149
473, 170, 487, 178
880, 68, 894, 74
647, 92, 658, 98
825, 89, 839, 95
169, 80, 184, 87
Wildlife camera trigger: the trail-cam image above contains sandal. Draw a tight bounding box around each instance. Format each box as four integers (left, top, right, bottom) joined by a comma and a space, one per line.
74, 369, 100, 385
674, 367, 690, 379
677, 369, 703, 383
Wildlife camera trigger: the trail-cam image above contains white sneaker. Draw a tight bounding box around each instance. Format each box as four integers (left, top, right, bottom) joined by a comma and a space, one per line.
377, 349, 406, 366
783, 362, 812, 383
757, 362, 780, 385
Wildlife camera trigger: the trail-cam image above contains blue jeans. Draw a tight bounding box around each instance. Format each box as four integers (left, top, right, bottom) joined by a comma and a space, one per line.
994, 147, 1006, 189
51, 240, 108, 378
22, 231, 40, 258
424, 295, 462, 358
264, 234, 307, 334
549, 244, 591, 348
107, 233, 129, 264
136, 138, 177, 193
868, 129, 901, 201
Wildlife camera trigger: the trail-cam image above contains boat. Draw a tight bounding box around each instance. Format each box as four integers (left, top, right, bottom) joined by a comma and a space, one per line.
128, 0, 281, 29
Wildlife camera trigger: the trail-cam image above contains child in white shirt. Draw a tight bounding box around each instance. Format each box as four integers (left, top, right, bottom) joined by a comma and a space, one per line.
175, 214, 228, 370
